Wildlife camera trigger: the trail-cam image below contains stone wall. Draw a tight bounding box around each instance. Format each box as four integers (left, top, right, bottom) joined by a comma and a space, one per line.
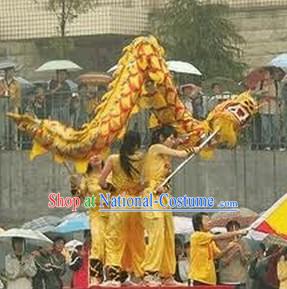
0, 149, 286, 227
0, 3, 287, 78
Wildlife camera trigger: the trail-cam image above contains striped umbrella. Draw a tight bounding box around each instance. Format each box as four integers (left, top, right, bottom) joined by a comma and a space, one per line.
77, 72, 112, 85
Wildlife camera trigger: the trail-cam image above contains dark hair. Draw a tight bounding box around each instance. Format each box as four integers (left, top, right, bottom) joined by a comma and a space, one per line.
226, 220, 240, 231
12, 237, 26, 259
53, 236, 66, 244
86, 160, 104, 174
119, 131, 141, 178
192, 213, 208, 232
84, 230, 91, 239
211, 83, 220, 90
12, 237, 25, 251
266, 244, 280, 256
259, 243, 266, 252
151, 125, 177, 145
184, 241, 190, 249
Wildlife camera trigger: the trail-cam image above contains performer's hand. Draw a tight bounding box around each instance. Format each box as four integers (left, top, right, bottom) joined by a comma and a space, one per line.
70, 174, 81, 186
192, 146, 200, 154
227, 241, 237, 250
156, 186, 165, 194
238, 229, 248, 236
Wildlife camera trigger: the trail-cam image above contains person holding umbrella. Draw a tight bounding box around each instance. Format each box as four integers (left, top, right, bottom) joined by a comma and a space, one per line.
0, 61, 21, 111
5, 237, 37, 289
36, 60, 82, 126
0, 61, 21, 149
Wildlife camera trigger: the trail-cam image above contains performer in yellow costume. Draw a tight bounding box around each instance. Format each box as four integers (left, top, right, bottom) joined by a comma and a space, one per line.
99, 131, 145, 286
142, 125, 200, 286
70, 155, 110, 285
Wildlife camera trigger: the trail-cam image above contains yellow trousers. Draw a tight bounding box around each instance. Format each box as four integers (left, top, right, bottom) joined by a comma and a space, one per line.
89, 208, 109, 262
142, 210, 176, 278
105, 212, 145, 277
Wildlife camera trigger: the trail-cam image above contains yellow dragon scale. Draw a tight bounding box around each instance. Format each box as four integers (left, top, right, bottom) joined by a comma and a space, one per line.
8, 35, 257, 172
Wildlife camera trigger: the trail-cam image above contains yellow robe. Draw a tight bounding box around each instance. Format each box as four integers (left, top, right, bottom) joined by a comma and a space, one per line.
79, 171, 109, 262
105, 152, 145, 277
142, 144, 176, 278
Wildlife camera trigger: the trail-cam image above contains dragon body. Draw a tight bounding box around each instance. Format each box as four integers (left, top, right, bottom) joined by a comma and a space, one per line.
8, 35, 257, 172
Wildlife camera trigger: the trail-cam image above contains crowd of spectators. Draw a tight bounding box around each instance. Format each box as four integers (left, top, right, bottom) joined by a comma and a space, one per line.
1, 60, 287, 151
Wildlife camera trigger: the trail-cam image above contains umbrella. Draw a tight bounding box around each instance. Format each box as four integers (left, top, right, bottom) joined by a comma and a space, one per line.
0, 61, 16, 70
54, 212, 89, 234
269, 53, 287, 69
173, 216, 194, 234
0, 228, 53, 244
166, 60, 202, 76
211, 207, 258, 228
77, 72, 112, 85
107, 60, 202, 76
22, 216, 62, 233
245, 66, 286, 89
247, 229, 287, 247
65, 239, 83, 251
36, 60, 82, 72
210, 227, 227, 234
107, 64, 118, 73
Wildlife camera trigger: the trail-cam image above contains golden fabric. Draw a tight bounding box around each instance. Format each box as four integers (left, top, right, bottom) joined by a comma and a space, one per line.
188, 232, 221, 285
142, 212, 175, 277
105, 152, 145, 276
8, 35, 257, 170
79, 171, 108, 262
89, 209, 109, 262
141, 144, 176, 277
105, 212, 145, 277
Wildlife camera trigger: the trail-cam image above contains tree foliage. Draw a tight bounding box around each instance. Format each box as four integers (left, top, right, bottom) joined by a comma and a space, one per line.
35, 0, 95, 57
48, 0, 95, 37
152, 0, 247, 79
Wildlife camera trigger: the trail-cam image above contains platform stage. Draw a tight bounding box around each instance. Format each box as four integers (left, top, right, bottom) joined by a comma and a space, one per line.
80, 285, 235, 289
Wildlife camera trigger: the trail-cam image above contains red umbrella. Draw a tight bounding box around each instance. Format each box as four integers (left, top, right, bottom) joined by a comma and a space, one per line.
211, 207, 258, 228
77, 72, 112, 85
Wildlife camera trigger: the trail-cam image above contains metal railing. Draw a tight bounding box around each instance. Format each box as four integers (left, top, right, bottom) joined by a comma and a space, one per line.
1, 88, 287, 151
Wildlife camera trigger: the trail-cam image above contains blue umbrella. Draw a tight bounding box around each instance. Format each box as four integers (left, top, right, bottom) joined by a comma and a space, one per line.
269, 53, 287, 69
22, 215, 61, 233
54, 212, 89, 234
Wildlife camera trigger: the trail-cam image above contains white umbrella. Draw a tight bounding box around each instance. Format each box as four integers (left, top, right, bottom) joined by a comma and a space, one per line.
107, 60, 202, 76
36, 60, 82, 72
107, 64, 118, 74
269, 53, 287, 69
173, 216, 194, 234
65, 239, 83, 251
167, 60, 202, 76
0, 228, 53, 244
210, 227, 227, 234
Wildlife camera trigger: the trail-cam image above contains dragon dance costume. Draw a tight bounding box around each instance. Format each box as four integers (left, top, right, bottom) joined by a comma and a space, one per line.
104, 152, 145, 281
8, 35, 259, 286
142, 144, 178, 279
72, 171, 109, 282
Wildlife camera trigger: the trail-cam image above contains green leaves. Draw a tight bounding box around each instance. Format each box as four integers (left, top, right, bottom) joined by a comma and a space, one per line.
152, 0, 246, 80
